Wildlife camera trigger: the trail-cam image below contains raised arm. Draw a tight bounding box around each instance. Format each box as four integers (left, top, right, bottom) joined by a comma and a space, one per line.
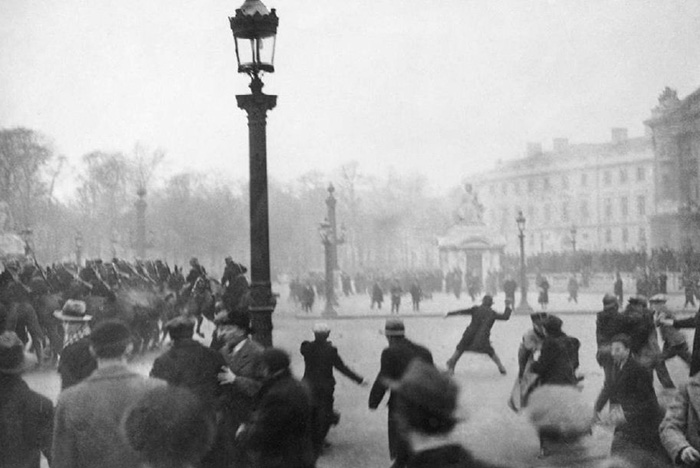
445, 306, 477, 318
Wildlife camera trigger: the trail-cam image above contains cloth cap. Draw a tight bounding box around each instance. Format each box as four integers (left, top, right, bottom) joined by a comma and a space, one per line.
543, 315, 563, 334
53, 299, 91, 322
628, 295, 647, 306
165, 316, 196, 339
602, 294, 618, 306
89, 320, 131, 351
313, 322, 330, 334
0, 332, 28, 374
381, 318, 405, 336
384, 360, 459, 426
649, 294, 668, 303
482, 295, 494, 306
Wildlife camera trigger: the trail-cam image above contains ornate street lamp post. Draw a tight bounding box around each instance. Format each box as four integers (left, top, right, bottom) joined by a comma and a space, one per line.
229, 0, 278, 347
75, 233, 84, 267
319, 219, 336, 317
135, 188, 147, 259
516, 211, 533, 313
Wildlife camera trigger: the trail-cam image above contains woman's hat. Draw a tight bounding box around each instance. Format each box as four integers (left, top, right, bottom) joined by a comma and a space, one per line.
53, 299, 91, 322
0, 332, 30, 374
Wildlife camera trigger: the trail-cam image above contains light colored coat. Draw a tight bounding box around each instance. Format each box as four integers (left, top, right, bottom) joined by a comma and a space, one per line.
660, 375, 700, 463
52, 364, 165, 468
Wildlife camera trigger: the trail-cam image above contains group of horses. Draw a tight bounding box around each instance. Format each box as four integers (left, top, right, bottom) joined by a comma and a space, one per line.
0, 257, 222, 366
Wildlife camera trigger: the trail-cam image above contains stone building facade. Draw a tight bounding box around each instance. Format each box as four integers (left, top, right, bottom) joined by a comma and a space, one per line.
646, 86, 700, 250
467, 130, 655, 254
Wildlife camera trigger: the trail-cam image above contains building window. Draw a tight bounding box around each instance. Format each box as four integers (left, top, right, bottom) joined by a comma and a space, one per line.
604, 171, 611, 186
501, 207, 509, 229
581, 173, 588, 187
561, 175, 569, 190
637, 196, 646, 216
622, 227, 629, 243
621, 197, 628, 218
619, 169, 628, 184
605, 228, 612, 243
562, 202, 569, 222
543, 177, 551, 191
637, 167, 645, 182
502, 183, 507, 196
544, 204, 551, 222
580, 200, 589, 220
604, 198, 612, 219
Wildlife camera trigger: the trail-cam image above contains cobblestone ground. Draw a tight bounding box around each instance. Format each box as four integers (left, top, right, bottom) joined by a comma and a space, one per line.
27, 290, 694, 468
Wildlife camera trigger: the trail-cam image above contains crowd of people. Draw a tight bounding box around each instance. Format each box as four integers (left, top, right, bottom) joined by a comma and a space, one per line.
9, 251, 700, 467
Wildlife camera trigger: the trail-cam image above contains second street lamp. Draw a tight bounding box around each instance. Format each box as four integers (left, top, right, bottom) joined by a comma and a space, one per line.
319, 219, 337, 317
229, 0, 279, 347
515, 211, 533, 313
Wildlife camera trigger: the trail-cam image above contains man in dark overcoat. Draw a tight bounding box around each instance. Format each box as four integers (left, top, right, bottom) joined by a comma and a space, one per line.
594, 334, 669, 464
150, 316, 227, 468
0, 331, 53, 468
242, 348, 316, 468
444, 295, 511, 375
221, 258, 249, 313
369, 318, 433, 468
530, 315, 580, 386
300, 322, 366, 454
596, 294, 626, 386
672, 306, 700, 377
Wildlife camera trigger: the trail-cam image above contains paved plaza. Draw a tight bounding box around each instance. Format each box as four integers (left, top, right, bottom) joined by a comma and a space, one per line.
25, 290, 695, 468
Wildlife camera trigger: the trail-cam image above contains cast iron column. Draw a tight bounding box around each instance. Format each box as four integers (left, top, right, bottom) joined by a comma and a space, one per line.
237, 76, 276, 347
516, 223, 533, 314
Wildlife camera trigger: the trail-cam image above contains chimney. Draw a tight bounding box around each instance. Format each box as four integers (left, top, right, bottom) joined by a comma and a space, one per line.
553, 138, 569, 153
611, 128, 628, 144
526, 142, 542, 157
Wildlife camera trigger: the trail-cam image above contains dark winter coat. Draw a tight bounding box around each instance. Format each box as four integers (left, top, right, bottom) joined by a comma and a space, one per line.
0, 374, 53, 468
150, 338, 226, 411
369, 337, 433, 461
244, 369, 316, 468
594, 357, 666, 457
220, 338, 265, 429
531, 332, 580, 386
675, 310, 700, 376
300, 339, 363, 392
447, 304, 512, 354
408, 444, 505, 468
58, 337, 97, 390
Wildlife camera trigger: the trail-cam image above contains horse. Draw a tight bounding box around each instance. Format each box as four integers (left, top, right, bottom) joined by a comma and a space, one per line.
180, 276, 220, 338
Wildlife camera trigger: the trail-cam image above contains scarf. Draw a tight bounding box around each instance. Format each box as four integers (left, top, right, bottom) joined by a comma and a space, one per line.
63, 323, 91, 348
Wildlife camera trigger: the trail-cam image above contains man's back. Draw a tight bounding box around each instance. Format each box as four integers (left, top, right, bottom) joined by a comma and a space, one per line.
52, 365, 164, 468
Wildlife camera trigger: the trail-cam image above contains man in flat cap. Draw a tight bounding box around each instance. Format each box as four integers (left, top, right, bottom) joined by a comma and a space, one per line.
387, 360, 504, 468
52, 320, 165, 468
0, 331, 54, 468
301, 322, 366, 454
444, 295, 512, 375
596, 294, 625, 390
369, 318, 433, 468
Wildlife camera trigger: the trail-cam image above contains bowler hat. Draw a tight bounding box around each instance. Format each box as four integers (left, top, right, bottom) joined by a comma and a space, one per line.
53, 299, 92, 322
380, 318, 405, 337
0, 332, 29, 374
602, 294, 618, 306
383, 360, 459, 430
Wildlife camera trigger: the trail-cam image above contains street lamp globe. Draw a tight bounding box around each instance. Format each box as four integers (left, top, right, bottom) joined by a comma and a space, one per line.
229, 0, 278, 77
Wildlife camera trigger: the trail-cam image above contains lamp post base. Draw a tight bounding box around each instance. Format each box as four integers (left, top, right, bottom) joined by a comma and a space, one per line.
515, 298, 534, 314
249, 282, 276, 347
322, 300, 337, 317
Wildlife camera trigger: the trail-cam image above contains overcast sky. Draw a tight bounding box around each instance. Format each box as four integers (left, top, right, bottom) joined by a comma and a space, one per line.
1, 0, 699, 196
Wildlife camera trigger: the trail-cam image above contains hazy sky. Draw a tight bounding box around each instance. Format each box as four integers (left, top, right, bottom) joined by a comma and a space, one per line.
1, 0, 700, 196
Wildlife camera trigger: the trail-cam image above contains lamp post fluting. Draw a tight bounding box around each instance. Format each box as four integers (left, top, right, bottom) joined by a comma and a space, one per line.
515, 211, 533, 313
229, 0, 278, 347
